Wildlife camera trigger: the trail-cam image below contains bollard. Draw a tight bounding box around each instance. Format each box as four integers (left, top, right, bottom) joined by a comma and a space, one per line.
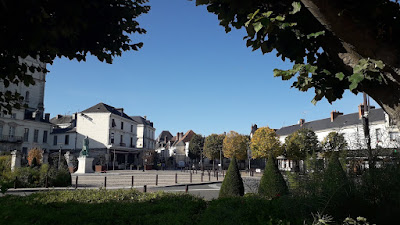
45, 175, 48, 188
208, 172, 211, 181
104, 177, 107, 189
223, 170, 225, 177
75, 176, 78, 189
185, 185, 189, 193
156, 174, 158, 186
131, 176, 134, 188
14, 177, 17, 189
175, 173, 178, 184
143, 185, 147, 193
190, 172, 192, 183
201, 173, 204, 182
216, 171, 219, 181
196, 169, 197, 174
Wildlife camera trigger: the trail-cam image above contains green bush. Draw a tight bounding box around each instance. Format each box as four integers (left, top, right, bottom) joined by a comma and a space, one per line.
219, 157, 244, 198
258, 156, 288, 198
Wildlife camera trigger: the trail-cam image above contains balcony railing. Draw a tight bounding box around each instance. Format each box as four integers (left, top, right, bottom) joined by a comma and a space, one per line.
119, 143, 126, 147
0, 135, 22, 143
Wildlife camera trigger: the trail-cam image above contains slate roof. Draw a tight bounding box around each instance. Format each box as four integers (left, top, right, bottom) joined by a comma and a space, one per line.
173, 130, 196, 146
276, 108, 385, 137
157, 130, 173, 142
81, 103, 133, 121
51, 127, 76, 134
50, 115, 74, 125
130, 116, 153, 127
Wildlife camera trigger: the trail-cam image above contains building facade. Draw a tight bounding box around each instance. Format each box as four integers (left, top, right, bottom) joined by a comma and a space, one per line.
0, 56, 52, 157
50, 103, 156, 170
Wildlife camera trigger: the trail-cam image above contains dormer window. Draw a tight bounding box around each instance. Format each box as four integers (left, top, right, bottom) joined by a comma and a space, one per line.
121, 122, 124, 130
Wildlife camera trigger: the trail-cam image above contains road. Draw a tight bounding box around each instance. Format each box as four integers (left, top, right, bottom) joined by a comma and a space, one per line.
150, 183, 222, 200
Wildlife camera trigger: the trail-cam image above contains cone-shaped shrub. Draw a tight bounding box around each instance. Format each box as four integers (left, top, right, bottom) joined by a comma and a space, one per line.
321, 151, 349, 197
219, 157, 244, 198
258, 156, 288, 198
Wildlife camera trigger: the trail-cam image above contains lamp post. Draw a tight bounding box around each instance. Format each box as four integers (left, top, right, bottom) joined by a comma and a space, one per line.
58, 145, 62, 169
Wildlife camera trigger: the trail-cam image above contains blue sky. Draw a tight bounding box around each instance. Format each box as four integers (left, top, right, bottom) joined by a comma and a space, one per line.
45, 0, 371, 137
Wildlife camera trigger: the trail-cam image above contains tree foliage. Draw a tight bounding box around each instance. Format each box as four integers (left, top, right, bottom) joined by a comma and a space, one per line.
203, 134, 225, 160
250, 127, 282, 159
196, 0, 400, 127
0, 0, 149, 113
27, 148, 42, 166
219, 157, 244, 198
284, 128, 320, 160
258, 156, 288, 198
223, 131, 248, 160
322, 132, 348, 152
189, 134, 204, 161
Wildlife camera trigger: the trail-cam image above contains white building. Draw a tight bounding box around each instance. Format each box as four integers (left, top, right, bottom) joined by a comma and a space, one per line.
131, 116, 156, 150
155, 130, 195, 167
274, 105, 399, 171
0, 56, 52, 156
50, 103, 156, 169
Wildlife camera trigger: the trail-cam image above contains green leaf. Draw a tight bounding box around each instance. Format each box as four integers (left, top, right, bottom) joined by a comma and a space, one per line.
290, 2, 301, 15
307, 31, 325, 39
275, 15, 285, 21
253, 22, 263, 33
348, 72, 364, 91
335, 72, 345, 81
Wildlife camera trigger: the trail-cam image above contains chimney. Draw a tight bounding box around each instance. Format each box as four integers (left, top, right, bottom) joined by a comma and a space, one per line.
57, 114, 63, 119
45, 113, 50, 122
176, 132, 180, 140
144, 115, 147, 119
358, 104, 364, 119
330, 110, 343, 122
116, 108, 124, 115
299, 119, 305, 126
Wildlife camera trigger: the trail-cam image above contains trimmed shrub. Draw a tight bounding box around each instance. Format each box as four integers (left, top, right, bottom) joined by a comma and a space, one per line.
258, 156, 288, 198
219, 157, 244, 198
321, 152, 350, 197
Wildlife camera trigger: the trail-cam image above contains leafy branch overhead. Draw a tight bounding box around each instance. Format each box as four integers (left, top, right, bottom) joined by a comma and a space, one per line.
196, 0, 400, 126
0, 0, 150, 113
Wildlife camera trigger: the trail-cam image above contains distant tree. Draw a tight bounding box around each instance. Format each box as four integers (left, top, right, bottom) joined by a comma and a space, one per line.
322, 132, 348, 152
250, 127, 282, 159
223, 131, 248, 160
0, 0, 150, 113
219, 157, 244, 198
258, 156, 288, 198
188, 134, 204, 162
204, 134, 225, 170
27, 148, 42, 166
285, 128, 320, 161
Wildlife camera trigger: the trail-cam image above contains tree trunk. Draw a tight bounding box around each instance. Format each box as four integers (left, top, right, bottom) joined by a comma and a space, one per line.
300, 0, 400, 130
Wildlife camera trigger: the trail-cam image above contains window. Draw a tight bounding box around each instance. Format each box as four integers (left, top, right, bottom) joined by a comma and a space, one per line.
25, 91, 30, 103
11, 113, 16, 119
65, 135, 69, 145
390, 132, 399, 141
376, 128, 382, 143
120, 135, 123, 143
111, 119, 116, 127
33, 129, 39, 143
43, 131, 48, 143
130, 125, 133, 132
121, 122, 124, 130
53, 135, 57, 146
22, 147, 28, 156
110, 133, 114, 144
24, 128, 29, 142
0, 125, 3, 136
9, 126, 15, 137
130, 137, 133, 147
